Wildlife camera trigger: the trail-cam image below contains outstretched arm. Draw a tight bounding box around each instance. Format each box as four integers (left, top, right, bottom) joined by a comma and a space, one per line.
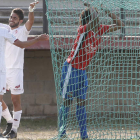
14, 34, 49, 48
25, 0, 39, 31
102, 5, 125, 32
84, 2, 125, 33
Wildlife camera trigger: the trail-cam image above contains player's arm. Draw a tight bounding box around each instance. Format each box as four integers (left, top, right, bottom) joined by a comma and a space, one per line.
25, 1, 39, 31
106, 11, 125, 32
101, 5, 125, 32
13, 34, 49, 48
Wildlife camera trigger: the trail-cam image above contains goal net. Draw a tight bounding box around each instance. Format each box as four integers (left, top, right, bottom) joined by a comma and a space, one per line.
45, 0, 140, 139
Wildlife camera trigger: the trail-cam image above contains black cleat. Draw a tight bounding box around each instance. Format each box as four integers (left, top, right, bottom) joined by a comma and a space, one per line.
5, 130, 17, 139
2, 123, 12, 136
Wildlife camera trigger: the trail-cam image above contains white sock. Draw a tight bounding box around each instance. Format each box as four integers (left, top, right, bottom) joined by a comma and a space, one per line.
12, 110, 22, 133
0, 102, 2, 124
2, 107, 13, 123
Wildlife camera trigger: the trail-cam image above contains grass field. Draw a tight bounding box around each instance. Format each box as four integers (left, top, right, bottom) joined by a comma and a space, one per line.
0, 117, 58, 140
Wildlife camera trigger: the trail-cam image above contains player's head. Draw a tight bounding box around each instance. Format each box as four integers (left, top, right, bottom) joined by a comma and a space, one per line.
79, 7, 99, 28
79, 8, 91, 25
9, 8, 24, 29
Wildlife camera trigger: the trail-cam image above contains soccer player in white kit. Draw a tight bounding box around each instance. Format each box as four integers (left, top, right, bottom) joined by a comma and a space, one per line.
0, 1, 40, 138
0, 28, 17, 129
0, 27, 49, 139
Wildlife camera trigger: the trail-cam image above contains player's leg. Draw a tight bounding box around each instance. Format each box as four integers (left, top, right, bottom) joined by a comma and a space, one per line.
0, 73, 7, 138
59, 61, 74, 138
0, 94, 4, 124
2, 100, 13, 123
0, 94, 4, 138
0, 95, 6, 138
5, 69, 23, 139
11, 94, 22, 132
5, 95, 22, 138
2, 70, 14, 136
75, 69, 89, 140
76, 98, 88, 140
2, 100, 13, 136
59, 97, 73, 138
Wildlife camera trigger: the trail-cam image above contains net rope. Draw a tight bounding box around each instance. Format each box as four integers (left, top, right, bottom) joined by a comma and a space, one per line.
45, 0, 140, 139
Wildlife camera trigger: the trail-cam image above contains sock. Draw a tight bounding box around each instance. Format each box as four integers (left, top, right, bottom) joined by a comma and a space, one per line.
76, 105, 88, 139
0, 102, 2, 124
2, 107, 13, 123
59, 105, 70, 137
12, 110, 22, 133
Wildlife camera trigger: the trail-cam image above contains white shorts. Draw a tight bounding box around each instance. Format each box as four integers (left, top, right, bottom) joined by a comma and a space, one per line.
0, 72, 6, 95
6, 69, 24, 95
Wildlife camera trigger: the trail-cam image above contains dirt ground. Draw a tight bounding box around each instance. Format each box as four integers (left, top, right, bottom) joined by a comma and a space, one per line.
0, 117, 58, 140
0, 117, 139, 140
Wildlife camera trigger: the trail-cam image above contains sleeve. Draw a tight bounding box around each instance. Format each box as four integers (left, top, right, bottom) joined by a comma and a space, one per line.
22, 25, 30, 35
4, 29, 17, 44
98, 25, 110, 36
0, 23, 10, 31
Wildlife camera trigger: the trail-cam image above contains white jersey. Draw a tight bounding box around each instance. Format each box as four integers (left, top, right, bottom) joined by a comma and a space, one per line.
0, 23, 30, 69
0, 27, 16, 93
0, 23, 10, 31
0, 27, 17, 73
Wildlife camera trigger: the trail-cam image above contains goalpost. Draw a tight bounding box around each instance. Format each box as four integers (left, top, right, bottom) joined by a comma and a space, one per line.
45, 0, 140, 139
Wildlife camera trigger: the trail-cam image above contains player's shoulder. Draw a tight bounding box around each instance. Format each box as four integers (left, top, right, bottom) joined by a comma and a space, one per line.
78, 25, 87, 34
18, 25, 29, 34
0, 23, 10, 30
18, 25, 26, 30
0, 27, 7, 30
0, 27, 8, 34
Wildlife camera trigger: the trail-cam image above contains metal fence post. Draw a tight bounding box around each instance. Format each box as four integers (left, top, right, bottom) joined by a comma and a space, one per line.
120, 0, 125, 37
43, 0, 48, 34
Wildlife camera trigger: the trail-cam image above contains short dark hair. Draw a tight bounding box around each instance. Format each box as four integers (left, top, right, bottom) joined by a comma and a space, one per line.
79, 8, 91, 25
12, 8, 24, 20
